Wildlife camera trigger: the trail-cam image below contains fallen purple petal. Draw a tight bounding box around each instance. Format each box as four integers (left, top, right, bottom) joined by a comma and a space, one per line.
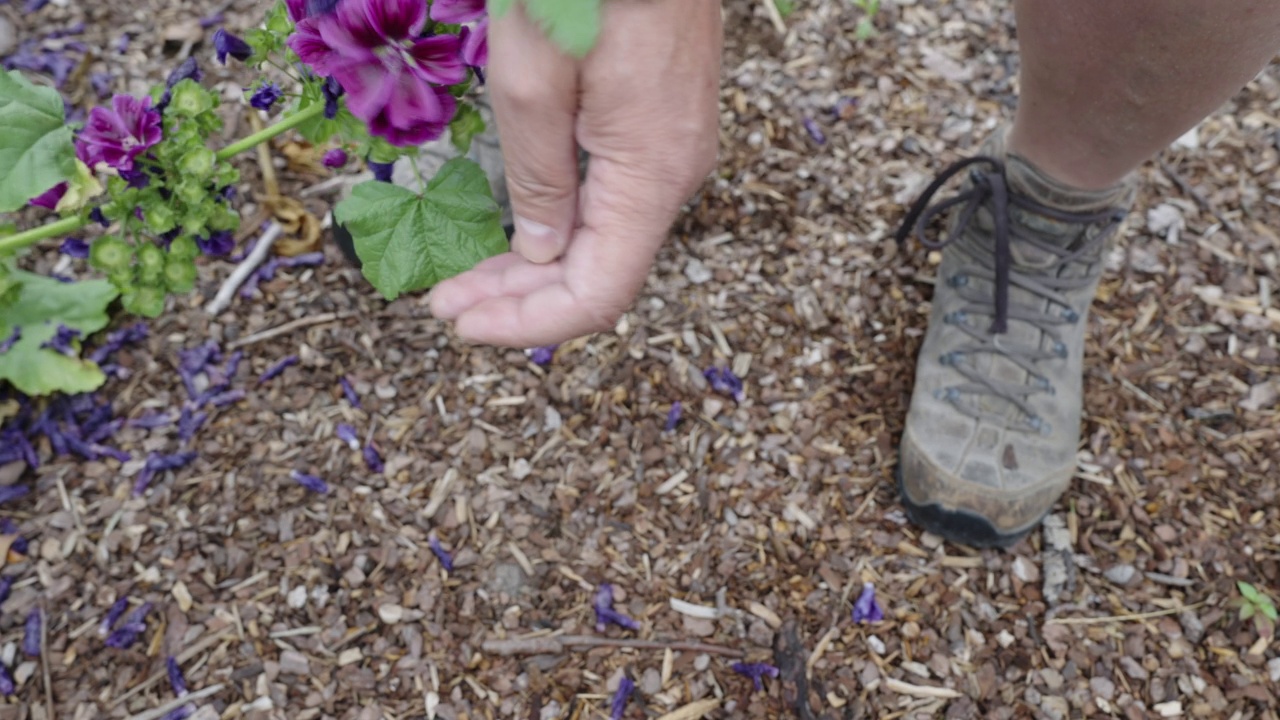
593, 585, 641, 633
167, 657, 188, 696
291, 470, 330, 495
610, 676, 635, 720
340, 376, 361, 408
363, 443, 384, 473
527, 345, 557, 367
336, 423, 360, 450
704, 367, 745, 403
208, 389, 246, 407
159, 707, 194, 720
429, 534, 454, 572
41, 324, 82, 356
0, 485, 29, 505
249, 82, 283, 111
731, 661, 780, 691
22, 609, 40, 657
100, 598, 129, 637
259, 355, 299, 384
60, 238, 90, 258
130, 412, 175, 430
803, 117, 826, 144
0, 576, 12, 605
664, 401, 682, 432
105, 602, 152, 648
177, 407, 208, 443
0, 665, 12, 696
852, 581, 884, 623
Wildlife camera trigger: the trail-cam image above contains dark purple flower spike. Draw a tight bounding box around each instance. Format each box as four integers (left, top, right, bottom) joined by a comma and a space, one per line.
731, 661, 780, 691
852, 582, 884, 623
429, 534, 454, 572
593, 584, 640, 633
291, 470, 330, 495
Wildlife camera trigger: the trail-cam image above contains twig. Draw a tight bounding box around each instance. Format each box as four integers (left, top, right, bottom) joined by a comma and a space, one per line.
205, 222, 283, 315
1045, 601, 1207, 626
1159, 158, 1242, 243
111, 634, 231, 707
775, 620, 822, 720
40, 599, 55, 720
481, 634, 746, 659
124, 683, 224, 720
760, 0, 787, 34
227, 312, 345, 351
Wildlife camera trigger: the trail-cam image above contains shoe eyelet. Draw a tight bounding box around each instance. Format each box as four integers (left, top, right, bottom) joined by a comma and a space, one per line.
1028, 416, 1053, 435
934, 387, 961, 402
947, 274, 969, 288
944, 311, 969, 325
940, 351, 964, 366
1053, 342, 1068, 358
1061, 308, 1080, 323
1111, 210, 1128, 223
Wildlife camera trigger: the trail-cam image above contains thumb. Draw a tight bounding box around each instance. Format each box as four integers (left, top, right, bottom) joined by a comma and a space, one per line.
488, 6, 580, 265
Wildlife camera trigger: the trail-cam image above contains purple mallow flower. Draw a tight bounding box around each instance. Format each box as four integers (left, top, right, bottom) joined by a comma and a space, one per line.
0, 327, 20, 354
323, 148, 348, 168
527, 345, 556, 367
99, 598, 129, 637
165, 57, 203, 89
731, 662, 780, 691
23, 609, 41, 657
250, 82, 283, 111
664, 402, 682, 432
340, 376, 361, 407
41, 325, 81, 356
105, 602, 152, 649
852, 582, 884, 623
0, 485, 29, 505
429, 534, 453, 572
593, 585, 640, 633
704, 367, 745, 403
610, 676, 634, 720
259, 355, 299, 384
336, 423, 360, 450
167, 657, 188, 696
61, 238, 90, 258
213, 28, 253, 64
288, 0, 464, 146
77, 94, 162, 172
291, 470, 330, 495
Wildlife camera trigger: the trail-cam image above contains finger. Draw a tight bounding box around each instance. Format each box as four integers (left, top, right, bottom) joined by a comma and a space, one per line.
488, 5, 580, 265
429, 254, 564, 320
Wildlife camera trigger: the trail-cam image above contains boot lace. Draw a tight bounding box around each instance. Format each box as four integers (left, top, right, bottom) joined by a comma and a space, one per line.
895, 156, 1127, 434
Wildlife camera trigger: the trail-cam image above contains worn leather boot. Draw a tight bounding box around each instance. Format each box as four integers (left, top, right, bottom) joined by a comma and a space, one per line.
896, 127, 1138, 548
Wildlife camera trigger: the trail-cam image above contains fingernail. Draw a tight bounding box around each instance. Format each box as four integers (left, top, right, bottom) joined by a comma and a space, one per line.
514, 216, 563, 264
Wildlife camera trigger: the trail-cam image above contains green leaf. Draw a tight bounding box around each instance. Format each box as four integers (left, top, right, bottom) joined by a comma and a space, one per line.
1241, 603, 1256, 621
450, 103, 486, 155
523, 0, 602, 58
0, 271, 118, 395
335, 158, 508, 301
774, 0, 795, 18
1262, 600, 1279, 623
0, 71, 78, 213
488, 0, 516, 17
1239, 582, 1264, 604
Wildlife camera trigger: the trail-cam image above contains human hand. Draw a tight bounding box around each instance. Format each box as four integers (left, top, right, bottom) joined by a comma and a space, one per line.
428, 0, 723, 347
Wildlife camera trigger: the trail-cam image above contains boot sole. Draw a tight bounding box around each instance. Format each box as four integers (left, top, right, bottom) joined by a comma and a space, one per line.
895, 453, 1043, 549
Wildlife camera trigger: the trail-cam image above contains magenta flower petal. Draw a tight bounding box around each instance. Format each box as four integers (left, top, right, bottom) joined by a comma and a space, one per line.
359, 0, 427, 41
78, 94, 161, 172
288, 18, 343, 75
30, 182, 68, 210
406, 34, 466, 85
333, 0, 394, 49
429, 0, 486, 24
460, 19, 488, 68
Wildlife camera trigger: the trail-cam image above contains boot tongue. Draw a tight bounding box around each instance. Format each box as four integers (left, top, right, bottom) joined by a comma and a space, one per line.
994, 136, 1138, 270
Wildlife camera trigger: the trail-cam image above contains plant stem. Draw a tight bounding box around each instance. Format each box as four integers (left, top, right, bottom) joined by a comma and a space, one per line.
0, 215, 89, 256
215, 101, 325, 161
0, 102, 329, 256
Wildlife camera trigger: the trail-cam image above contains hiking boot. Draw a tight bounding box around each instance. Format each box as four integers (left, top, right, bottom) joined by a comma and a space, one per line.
895, 127, 1138, 548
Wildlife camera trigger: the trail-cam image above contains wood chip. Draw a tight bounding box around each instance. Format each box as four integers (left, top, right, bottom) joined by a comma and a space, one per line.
655, 698, 721, 720
883, 678, 963, 700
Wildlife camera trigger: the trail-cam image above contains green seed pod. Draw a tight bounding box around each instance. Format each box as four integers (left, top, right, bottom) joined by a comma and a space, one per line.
89, 236, 133, 272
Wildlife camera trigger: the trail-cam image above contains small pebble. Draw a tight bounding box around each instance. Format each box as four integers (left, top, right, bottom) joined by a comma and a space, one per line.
693, 654, 710, 672
1104, 564, 1138, 586
279, 650, 311, 675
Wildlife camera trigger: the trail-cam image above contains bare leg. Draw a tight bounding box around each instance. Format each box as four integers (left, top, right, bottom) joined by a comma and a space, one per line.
1009, 0, 1280, 190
